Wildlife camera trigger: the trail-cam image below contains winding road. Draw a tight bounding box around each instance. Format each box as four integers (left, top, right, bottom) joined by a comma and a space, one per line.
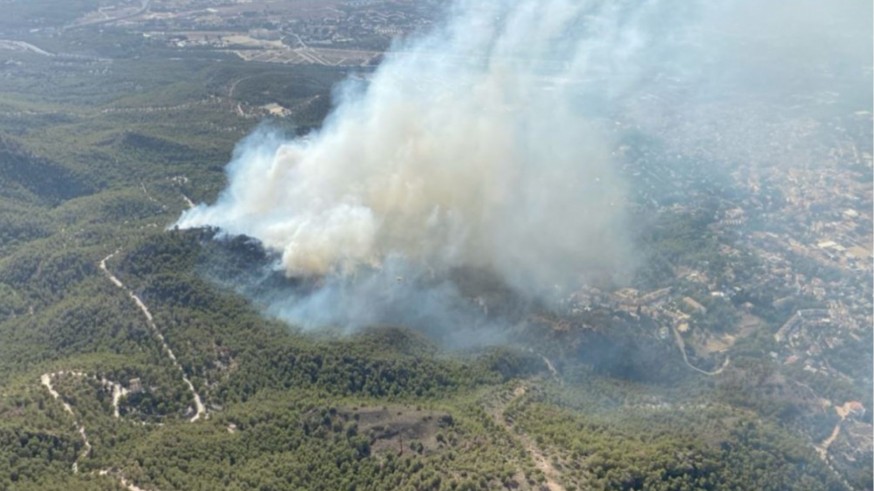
40, 372, 91, 474
37, 249, 212, 489
671, 325, 730, 376
815, 404, 857, 491
40, 371, 150, 490
100, 252, 207, 422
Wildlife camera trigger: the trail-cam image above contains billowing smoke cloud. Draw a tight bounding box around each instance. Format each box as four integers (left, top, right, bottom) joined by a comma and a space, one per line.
179, 0, 636, 294
177, 0, 871, 335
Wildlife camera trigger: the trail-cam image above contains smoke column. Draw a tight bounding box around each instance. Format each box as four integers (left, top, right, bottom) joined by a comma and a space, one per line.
177, 0, 871, 334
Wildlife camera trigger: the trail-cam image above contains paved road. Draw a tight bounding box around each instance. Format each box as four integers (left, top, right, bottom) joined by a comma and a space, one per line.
671, 325, 730, 376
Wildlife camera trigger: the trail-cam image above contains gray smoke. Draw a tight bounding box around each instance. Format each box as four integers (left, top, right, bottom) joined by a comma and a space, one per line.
176, 0, 871, 335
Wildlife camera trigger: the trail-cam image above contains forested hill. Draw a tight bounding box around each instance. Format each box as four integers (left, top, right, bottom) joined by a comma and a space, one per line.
0, 6, 869, 490
0, 229, 849, 490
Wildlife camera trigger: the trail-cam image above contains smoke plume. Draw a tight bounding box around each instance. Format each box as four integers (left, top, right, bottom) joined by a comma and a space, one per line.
177, 0, 871, 334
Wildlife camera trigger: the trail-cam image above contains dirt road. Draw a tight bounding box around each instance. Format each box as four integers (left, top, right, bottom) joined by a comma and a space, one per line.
100, 252, 206, 422
487, 384, 565, 491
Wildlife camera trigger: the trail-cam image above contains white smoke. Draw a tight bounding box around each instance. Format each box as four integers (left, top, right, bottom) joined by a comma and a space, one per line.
178, 0, 640, 295
177, 0, 871, 333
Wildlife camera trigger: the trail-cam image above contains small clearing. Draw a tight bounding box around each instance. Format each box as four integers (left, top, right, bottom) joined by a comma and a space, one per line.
345, 405, 450, 456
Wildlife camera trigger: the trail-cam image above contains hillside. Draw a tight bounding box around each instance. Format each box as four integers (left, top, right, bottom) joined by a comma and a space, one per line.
0, 1, 871, 490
